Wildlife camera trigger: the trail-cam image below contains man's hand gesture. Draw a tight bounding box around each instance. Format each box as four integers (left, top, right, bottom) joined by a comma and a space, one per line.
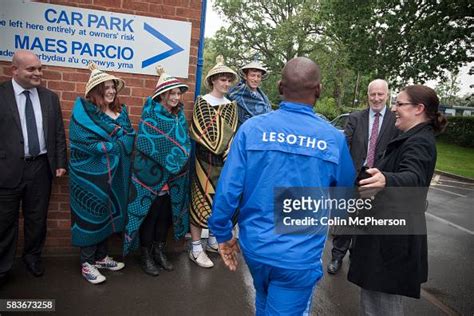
218, 237, 240, 271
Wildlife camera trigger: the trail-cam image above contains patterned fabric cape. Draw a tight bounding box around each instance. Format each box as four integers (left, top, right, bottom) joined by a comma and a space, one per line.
189, 96, 238, 228
227, 80, 271, 126
124, 97, 191, 255
69, 97, 135, 247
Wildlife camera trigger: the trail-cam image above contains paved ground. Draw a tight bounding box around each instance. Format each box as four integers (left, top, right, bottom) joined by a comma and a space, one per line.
1, 173, 472, 315
0, 246, 444, 316
423, 174, 474, 315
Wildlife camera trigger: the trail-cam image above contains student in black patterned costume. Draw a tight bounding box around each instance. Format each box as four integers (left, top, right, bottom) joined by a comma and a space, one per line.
189, 55, 238, 268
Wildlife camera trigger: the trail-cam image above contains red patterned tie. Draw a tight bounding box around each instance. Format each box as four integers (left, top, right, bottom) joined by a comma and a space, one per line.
366, 112, 380, 168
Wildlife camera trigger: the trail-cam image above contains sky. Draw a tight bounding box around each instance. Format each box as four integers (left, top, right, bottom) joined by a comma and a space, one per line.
204, 0, 226, 38
204, 1, 472, 97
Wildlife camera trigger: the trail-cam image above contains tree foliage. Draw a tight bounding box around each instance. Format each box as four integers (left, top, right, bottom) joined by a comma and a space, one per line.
322, 0, 473, 87
200, 37, 219, 95
213, 0, 324, 71
435, 71, 461, 106
208, 0, 473, 106
210, 0, 326, 105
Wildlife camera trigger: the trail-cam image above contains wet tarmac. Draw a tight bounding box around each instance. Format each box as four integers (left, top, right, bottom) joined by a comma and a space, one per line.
1, 173, 472, 315
0, 250, 255, 316
0, 242, 450, 316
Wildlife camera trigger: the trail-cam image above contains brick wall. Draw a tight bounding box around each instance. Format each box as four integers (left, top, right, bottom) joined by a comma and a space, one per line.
1, 0, 202, 255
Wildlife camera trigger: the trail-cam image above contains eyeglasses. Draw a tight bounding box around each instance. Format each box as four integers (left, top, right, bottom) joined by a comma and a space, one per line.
393, 102, 414, 107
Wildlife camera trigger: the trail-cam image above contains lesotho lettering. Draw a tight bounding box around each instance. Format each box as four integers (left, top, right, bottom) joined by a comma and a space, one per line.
262, 132, 327, 150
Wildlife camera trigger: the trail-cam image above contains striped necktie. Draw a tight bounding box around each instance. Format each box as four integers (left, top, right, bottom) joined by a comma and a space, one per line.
366, 112, 380, 168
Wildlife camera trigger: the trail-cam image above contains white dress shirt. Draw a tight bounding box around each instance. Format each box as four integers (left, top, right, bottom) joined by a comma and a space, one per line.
202, 94, 231, 106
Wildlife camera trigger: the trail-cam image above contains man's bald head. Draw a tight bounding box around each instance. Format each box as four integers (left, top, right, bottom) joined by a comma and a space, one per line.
278, 57, 321, 106
367, 79, 389, 112
12, 50, 40, 67
11, 50, 43, 89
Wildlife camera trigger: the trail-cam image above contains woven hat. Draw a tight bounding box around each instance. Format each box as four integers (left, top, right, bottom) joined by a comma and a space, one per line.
204, 55, 238, 89
240, 58, 268, 79
85, 62, 125, 97
152, 65, 188, 100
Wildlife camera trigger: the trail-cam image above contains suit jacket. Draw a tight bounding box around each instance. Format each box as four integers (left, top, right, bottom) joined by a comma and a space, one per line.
344, 107, 398, 174
0, 80, 67, 188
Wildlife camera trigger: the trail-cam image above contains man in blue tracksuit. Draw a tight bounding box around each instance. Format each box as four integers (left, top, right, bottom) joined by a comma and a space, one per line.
208, 57, 355, 315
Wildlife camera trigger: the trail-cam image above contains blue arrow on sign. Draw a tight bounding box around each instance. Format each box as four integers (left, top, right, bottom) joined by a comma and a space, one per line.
142, 22, 184, 68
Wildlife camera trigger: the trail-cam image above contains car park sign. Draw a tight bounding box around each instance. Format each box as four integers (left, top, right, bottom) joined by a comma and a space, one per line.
0, 1, 192, 77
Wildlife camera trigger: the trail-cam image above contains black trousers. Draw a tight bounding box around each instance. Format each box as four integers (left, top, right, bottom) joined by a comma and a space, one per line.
80, 239, 108, 265
331, 234, 352, 261
139, 194, 172, 247
0, 156, 52, 276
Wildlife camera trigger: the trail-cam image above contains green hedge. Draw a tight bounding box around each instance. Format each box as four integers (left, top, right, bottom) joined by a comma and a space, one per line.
438, 116, 474, 148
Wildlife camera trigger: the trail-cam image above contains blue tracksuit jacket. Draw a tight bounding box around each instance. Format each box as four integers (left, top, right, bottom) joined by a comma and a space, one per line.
208, 101, 355, 270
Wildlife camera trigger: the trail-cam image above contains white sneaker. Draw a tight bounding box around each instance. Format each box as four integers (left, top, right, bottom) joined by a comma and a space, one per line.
82, 262, 106, 284
233, 224, 240, 239
94, 256, 125, 271
189, 250, 214, 268
206, 242, 219, 253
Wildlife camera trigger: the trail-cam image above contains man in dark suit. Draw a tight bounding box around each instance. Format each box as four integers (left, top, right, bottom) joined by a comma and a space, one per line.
0, 50, 67, 283
327, 79, 398, 274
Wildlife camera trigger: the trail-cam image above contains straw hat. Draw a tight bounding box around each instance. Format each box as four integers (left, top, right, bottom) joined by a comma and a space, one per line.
151, 65, 189, 100
240, 58, 268, 79
204, 55, 238, 89
85, 62, 125, 97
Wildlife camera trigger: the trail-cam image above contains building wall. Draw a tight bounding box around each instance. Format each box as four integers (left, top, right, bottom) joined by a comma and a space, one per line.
0, 0, 202, 254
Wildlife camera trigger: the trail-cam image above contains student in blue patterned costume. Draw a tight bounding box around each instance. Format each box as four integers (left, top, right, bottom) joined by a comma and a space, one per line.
69, 63, 135, 284
227, 58, 272, 126
124, 66, 191, 276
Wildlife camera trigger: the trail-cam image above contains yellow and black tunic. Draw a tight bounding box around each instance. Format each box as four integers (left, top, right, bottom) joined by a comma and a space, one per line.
189, 96, 238, 228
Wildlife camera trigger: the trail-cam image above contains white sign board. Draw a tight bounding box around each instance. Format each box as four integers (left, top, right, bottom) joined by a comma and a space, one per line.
0, 0, 192, 77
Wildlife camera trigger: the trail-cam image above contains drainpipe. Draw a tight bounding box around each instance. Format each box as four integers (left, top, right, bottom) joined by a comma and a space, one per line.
195, 0, 207, 100
189, 0, 208, 183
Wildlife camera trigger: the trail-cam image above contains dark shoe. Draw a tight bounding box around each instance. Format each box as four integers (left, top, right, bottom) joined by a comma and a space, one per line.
327, 259, 342, 275
153, 242, 174, 271
0, 273, 10, 288
24, 259, 44, 277
140, 247, 160, 276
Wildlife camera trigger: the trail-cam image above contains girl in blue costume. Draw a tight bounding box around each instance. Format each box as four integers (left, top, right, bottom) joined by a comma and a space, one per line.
69, 63, 135, 284
124, 66, 191, 276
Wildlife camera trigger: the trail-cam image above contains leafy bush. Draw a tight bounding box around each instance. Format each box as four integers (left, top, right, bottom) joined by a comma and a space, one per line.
314, 97, 340, 120
437, 116, 474, 148
342, 106, 366, 113
313, 99, 366, 121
